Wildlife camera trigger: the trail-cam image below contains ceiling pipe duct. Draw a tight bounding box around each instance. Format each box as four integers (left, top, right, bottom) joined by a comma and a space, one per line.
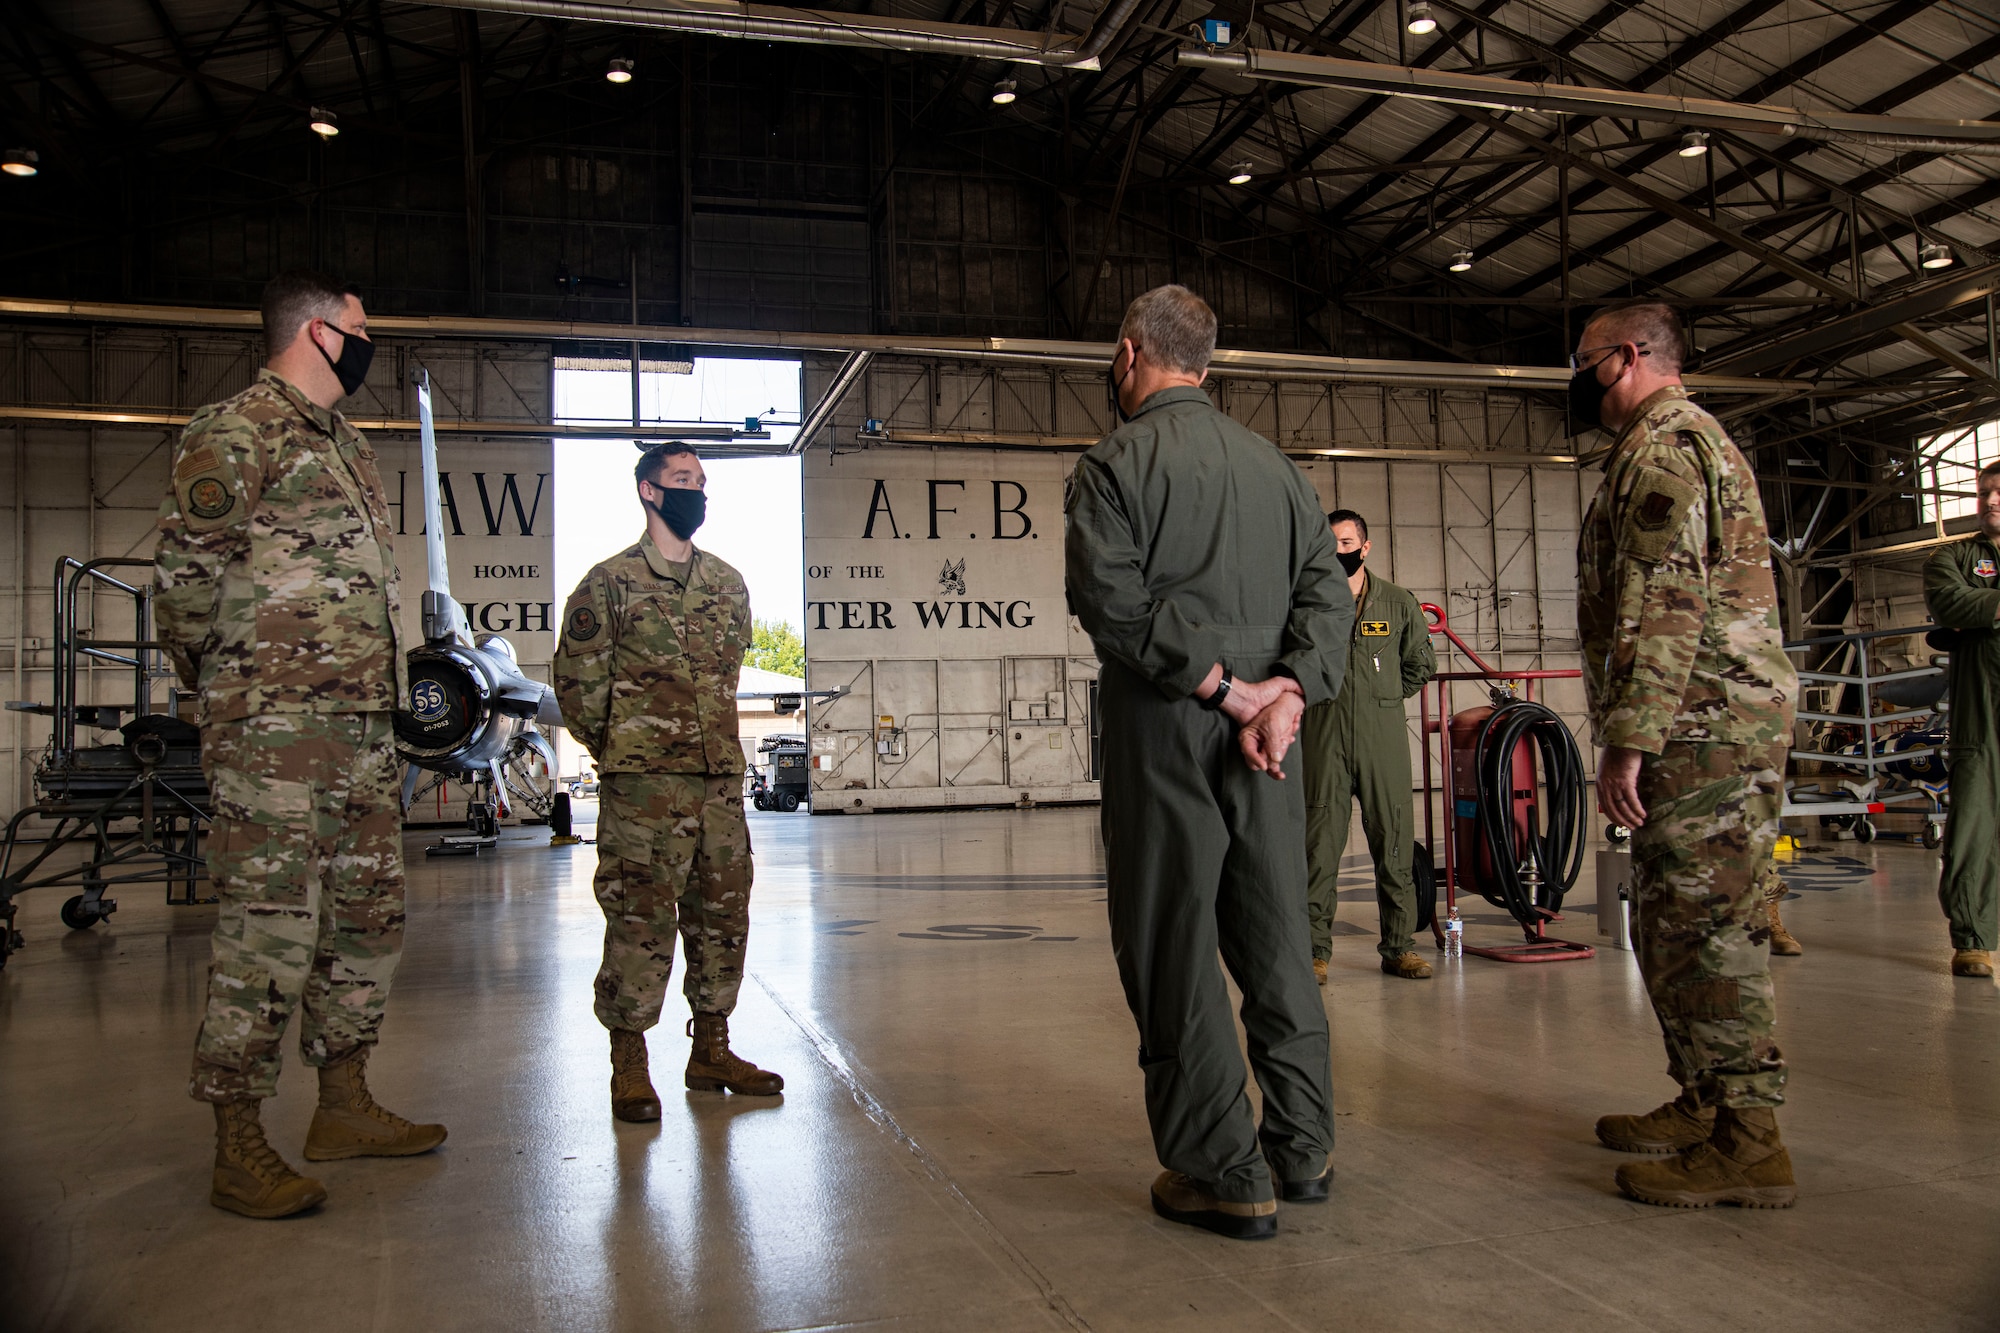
415, 0, 1141, 68
0, 296, 1810, 394
1176, 49, 2000, 156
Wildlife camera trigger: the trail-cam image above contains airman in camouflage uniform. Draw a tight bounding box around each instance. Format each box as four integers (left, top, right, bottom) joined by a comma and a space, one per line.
554, 440, 782, 1120
1571, 302, 1799, 1209
157, 270, 444, 1221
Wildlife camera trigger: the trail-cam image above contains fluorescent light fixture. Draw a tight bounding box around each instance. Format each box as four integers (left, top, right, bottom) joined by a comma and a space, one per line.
992, 78, 1017, 105
1920, 240, 1953, 270
606, 58, 635, 83
1678, 130, 1709, 157
309, 108, 339, 138
1448, 248, 1473, 272
1406, 1, 1438, 35
1227, 160, 1254, 185
1, 148, 38, 177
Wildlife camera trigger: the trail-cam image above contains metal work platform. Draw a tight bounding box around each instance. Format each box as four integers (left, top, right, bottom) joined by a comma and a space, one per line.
1, 557, 212, 969
1783, 625, 1949, 848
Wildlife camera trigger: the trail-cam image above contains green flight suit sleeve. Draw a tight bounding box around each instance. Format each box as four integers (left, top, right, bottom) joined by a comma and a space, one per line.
553, 571, 616, 761
1276, 514, 1354, 709
1398, 591, 1437, 699
153, 407, 266, 691
1598, 453, 1710, 755
1064, 452, 1227, 699
1925, 544, 2000, 630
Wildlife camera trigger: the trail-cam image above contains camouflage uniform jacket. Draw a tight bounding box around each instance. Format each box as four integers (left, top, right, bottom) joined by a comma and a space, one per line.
1923, 532, 2000, 746
554, 537, 750, 776
155, 369, 404, 724
1576, 385, 1796, 754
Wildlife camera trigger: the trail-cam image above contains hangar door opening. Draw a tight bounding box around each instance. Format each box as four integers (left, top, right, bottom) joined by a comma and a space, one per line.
552, 355, 806, 780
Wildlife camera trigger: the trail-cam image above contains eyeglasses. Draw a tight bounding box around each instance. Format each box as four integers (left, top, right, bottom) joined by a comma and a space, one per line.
1568, 341, 1648, 372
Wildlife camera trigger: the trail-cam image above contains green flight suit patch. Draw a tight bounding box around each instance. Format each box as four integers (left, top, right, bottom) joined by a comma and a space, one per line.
1359, 621, 1390, 635
1620, 468, 1698, 563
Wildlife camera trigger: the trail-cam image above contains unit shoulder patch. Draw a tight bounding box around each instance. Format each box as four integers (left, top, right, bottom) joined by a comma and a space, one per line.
175, 469, 240, 532
1975, 556, 1997, 580
1359, 621, 1391, 636
566, 603, 602, 643
1619, 467, 1699, 563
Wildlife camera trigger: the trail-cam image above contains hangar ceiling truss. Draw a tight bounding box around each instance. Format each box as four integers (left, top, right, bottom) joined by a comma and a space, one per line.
2, 0, 1998, 583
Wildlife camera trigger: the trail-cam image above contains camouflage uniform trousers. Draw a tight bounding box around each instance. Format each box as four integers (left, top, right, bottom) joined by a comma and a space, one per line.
1631, 740, 1788, 1109
591, 773, 754, 1031
191, 711, 405, 1103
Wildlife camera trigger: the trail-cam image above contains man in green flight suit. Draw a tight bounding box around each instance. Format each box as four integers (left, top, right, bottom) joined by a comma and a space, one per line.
1571, 301, 1799, 1210
1303, 509, 1437, 983
1066, 285, 1354, 1241
554, 441, 782, 1121
1925, 459, 2000, 979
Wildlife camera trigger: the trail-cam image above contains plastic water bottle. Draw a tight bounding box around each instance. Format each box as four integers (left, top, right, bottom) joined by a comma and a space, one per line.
1444, 908, 1463, 958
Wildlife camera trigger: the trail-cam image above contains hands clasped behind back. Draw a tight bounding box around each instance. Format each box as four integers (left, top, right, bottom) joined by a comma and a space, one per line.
1219, 675, 1305, 779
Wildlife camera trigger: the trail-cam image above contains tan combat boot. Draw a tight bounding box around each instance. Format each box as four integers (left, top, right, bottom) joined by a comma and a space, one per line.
1313, 957, 1328, 988
1380, 951, 1433, 979
609, 1028, 662, 1122
1615, 1106, 1796, 1209
685, 1013, 784, 1095
1952, 949, 1995, 978
1595, 1090, 1714, 1154
303, 1051, 448, 1160
1766, 879, 1803, 957
211, 1099, 327, 1219
1151, 1171, 1278, 1240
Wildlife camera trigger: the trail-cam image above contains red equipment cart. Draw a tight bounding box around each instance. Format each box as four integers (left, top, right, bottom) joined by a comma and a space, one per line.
1417, 604, 1594, 964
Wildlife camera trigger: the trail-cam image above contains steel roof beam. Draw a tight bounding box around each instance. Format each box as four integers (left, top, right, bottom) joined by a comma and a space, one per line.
1508, 28, 2000, 300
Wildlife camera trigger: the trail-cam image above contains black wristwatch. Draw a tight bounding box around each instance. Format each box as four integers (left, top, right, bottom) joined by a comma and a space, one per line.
1199, 667, 1234, 711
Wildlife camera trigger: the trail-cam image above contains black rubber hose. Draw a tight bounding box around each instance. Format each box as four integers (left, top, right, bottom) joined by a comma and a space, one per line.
1469, 699, 1587, 929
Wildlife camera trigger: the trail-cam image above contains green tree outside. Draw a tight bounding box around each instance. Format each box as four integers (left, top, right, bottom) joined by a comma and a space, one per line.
747, 618, 807, 679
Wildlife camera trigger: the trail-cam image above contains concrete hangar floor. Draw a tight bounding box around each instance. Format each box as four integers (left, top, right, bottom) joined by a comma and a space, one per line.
2, 803, 1996, 1333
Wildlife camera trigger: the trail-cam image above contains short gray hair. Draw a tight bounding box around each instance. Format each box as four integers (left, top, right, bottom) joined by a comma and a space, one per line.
1584, 300, 1686, 372
1117, 285, 1217, 376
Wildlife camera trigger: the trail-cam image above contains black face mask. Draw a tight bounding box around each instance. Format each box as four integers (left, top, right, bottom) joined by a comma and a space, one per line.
1568, 359, 1615, 435
316, 323, 375, 398
649, 487, 706, 540
1336, 549, 1365, 576
1106, 354, 1133, 427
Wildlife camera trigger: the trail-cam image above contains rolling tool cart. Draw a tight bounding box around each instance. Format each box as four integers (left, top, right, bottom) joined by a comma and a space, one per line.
1415, 606, 1593, 963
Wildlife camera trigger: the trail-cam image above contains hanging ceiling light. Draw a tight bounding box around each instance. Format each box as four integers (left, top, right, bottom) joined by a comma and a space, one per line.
1406, 1, 1438, 36
991, 78, 1017, 105
606, 58, 635, 84
1920, 240, 1954, 270
1678, 130, 1709, 158
1226, 161, 1254, 185
308, 108, 339, 138
1448, 248, 1473, 273
2, 148, 39, 177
